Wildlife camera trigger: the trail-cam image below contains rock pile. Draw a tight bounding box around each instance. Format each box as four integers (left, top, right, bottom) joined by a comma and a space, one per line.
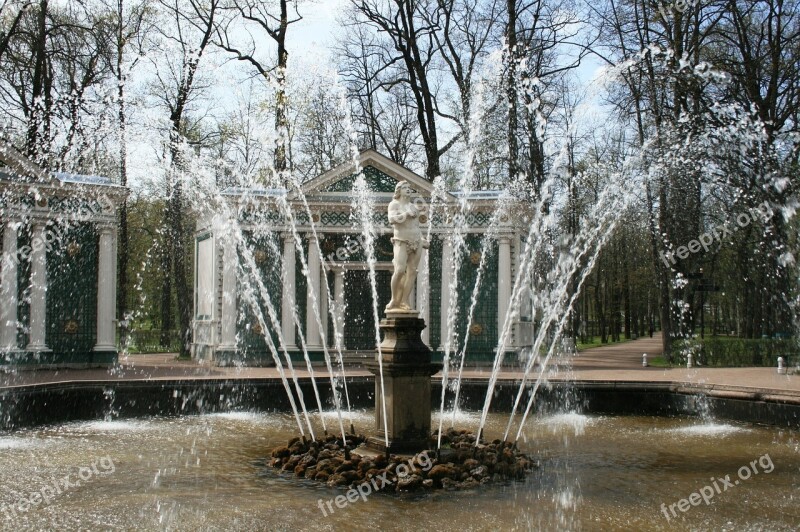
260, 428, 536, 493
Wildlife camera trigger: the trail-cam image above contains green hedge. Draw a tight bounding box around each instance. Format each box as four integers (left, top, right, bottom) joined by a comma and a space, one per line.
672, 337, 797, 367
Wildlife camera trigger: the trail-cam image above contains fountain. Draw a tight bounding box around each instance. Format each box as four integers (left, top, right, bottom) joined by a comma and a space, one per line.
363, 180, 441, 454
0, 34, 798, 530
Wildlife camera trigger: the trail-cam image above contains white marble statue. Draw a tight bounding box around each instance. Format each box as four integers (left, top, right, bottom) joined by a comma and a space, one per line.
385, 181, 428, 313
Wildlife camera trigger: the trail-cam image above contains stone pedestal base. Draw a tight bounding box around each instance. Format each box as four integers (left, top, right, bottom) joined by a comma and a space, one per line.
365, 312, 441, 454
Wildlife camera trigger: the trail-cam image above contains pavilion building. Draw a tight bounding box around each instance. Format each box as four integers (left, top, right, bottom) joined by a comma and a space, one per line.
0, 144, 125, 368
192, 150, 531, 366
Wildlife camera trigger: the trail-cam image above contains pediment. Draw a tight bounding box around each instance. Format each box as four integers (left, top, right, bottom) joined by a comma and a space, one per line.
299, 149, 453, 201
0, 140, 56, 184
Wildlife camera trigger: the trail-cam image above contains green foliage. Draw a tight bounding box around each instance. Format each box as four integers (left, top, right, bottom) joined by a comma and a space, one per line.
672, 337, 797, 367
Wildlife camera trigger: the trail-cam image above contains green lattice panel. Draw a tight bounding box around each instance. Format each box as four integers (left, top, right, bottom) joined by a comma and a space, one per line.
320, 211, 351, 227
294, 239, 307, 343
318, 233, 394, 264
48, 196, 109, 216
427, 236, 443, 350
239, 208, 284, 225
466, 212, 492, 227
46, 223, 98, 362
15, 226, 31, 349
236, 231, 282, 364
322, 166, 398, 193
343, 269, 392, 350
456, 235, 499, 362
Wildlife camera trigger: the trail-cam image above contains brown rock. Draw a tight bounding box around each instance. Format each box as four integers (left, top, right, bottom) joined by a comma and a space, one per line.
326, 474, 350, 487
463, 458, 479, 470
335, 461, 354, 473
341, 470, 361, 483
427, 464, 456, 481
397, 474, 423, 491
271, 446, 291, 459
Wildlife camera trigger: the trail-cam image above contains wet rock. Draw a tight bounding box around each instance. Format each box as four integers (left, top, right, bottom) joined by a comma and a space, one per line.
282, 455, 301, 471
441, 478, 458, 490
463, 458, 480, 470
264, 429, 534, 494
427, 464, 456, 481
271, 446, 291, 459
341, 470, 361, 484
299, 454, 316, 468
397, 474, 423, 491
315, 459, 332, 473
317, 449, 334, 461
327, 474, 350, 487
458, 477, 480, 490
335, 461, 354, 473
470, 465, 488, 479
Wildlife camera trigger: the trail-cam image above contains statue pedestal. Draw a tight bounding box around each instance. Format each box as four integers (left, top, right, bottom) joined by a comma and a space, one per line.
365, 312, 442, 454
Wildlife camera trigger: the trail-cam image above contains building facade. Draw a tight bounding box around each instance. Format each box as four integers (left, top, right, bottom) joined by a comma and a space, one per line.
0, 144, 125, 368
192, 150, 529, 366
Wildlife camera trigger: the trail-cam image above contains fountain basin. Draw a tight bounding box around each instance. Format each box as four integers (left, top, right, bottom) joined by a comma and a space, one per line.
0, 409, 798, 530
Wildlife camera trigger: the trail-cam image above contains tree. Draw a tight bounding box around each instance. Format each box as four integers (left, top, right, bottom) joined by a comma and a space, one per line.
103, 0, 151, 338
151, 0, 221, 355
214, 0, 303, 176
347, 0, 461, 179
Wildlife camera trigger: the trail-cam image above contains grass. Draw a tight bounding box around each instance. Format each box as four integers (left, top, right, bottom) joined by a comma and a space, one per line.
647, 356, 672, 368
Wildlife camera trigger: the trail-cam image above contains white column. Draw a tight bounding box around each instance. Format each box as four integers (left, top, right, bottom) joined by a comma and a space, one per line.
218, 233, 237, 351
1, 220, 19, 351
280, 233, 296, 349
417, 250, 430, 344
94, 224, 117, 351
305, 235, 322, 348
440, 237, 453, 349
26, 222, 49, 352
333, 269, 345, 350
320, 269, 329, 346
498, 235, 512, 344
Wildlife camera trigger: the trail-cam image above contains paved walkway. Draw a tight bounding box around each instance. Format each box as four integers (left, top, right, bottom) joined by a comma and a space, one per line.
1, 334, 798, 399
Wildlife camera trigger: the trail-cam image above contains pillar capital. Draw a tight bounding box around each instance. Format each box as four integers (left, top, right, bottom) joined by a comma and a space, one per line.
96, 222, 116, 235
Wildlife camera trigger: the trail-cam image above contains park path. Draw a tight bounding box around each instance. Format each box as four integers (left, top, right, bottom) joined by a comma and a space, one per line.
572, 332, 663, 370
2, 332, 798, 398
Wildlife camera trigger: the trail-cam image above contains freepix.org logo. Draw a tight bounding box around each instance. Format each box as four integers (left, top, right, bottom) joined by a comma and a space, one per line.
317, 450, 433, 517
660, 202, 773, 268
1, 456, 115, 520
660, 453, 774, 521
